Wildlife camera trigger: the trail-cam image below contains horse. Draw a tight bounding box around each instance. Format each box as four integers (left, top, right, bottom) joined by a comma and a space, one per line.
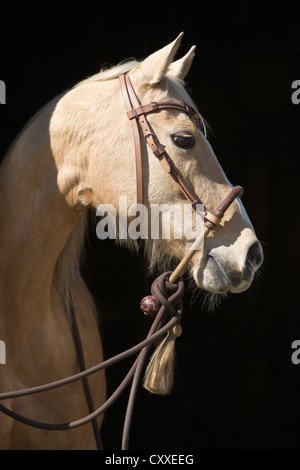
0, 32, 263, 449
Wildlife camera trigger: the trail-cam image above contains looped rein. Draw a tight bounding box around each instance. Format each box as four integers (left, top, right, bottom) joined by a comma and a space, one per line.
0, 183, 242, 449
0, 271, 185, 450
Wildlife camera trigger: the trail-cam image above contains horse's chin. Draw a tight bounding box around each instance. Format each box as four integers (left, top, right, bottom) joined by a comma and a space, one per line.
193, 256, 255, 294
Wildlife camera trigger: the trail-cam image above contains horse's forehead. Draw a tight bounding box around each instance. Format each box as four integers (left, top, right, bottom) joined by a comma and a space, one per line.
149, 111, 195, 131
138, 77, 183, 101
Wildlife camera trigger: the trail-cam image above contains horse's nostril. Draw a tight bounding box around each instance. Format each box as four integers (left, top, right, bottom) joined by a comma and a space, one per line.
245, 241, 263, 274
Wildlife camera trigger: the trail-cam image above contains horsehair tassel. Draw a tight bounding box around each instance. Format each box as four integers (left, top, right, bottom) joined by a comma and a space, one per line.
143, 324, 182, 395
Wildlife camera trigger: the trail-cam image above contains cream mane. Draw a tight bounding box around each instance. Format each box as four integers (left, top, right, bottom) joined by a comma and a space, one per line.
52, 210, 90, 317
52, 61, 139, 311
75, 58, 200, 112
75, 60, 138, 86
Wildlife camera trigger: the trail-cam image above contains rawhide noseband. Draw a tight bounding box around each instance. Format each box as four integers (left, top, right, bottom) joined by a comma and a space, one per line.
0, 72, 243, 450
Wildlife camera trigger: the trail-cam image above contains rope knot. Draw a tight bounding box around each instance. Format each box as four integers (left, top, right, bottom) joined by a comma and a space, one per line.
142, 271, 185, 395
140, 271, 184, 319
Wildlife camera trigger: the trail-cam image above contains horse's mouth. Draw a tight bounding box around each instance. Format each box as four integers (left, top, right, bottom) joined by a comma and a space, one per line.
193, 254, 255, 294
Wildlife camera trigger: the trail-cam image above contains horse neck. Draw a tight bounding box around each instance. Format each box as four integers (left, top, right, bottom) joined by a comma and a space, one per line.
0, 101, 85, 338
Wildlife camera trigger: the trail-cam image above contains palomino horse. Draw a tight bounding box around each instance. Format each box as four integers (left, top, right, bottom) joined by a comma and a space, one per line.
0, 33, 263, 449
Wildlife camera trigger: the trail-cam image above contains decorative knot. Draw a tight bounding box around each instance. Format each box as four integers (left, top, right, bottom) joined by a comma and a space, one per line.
142, 272, 185, 396
140, 271, 185, 319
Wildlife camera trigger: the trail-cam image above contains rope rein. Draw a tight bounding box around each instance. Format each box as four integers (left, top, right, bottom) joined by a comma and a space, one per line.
0, 185, 242, 449
0, 272, 184, 449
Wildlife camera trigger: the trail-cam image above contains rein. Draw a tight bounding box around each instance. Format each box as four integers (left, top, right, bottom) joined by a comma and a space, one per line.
0, 71, 243, 449
0, 274, 185, 449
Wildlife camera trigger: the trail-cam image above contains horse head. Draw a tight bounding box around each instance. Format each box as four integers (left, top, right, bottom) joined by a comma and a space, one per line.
51, 32, 263, 297
0, 32, 265, 448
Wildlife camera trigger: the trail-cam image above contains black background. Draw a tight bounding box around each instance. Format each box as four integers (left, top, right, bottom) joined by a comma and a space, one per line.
0, 0, 299, 451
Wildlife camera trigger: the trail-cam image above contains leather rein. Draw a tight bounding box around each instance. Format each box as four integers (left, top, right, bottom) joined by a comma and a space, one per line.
0, 72, 243, 450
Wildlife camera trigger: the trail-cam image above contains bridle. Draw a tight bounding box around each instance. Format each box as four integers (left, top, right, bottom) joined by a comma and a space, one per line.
118, 73, 222, 229
0, 72, 243, 450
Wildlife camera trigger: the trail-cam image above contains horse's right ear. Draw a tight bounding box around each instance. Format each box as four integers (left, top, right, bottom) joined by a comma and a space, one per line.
167, 45, 196, 81
133, 32, 184, 85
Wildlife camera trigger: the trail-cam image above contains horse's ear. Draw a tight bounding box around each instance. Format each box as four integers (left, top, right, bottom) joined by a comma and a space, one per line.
135, 32, 184, 85
167, 45, 196, 81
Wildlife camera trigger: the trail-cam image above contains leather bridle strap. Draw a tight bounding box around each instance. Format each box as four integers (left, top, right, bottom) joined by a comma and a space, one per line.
119, 73, 222, 229
119, 73, 144, 205
119, 73, 200, 206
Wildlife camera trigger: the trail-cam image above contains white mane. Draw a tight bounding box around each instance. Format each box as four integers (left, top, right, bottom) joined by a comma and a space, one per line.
75, 60, 138, 87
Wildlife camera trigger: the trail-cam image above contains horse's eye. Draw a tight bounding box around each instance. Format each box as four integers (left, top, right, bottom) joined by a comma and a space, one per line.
172, 134, 195, 149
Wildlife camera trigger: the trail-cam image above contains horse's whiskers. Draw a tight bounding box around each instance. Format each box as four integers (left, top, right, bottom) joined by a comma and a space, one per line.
201, 290, 226, 313
186, 278, 226, 313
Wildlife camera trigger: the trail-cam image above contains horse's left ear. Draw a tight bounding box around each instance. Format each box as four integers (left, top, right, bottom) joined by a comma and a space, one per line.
167, 45, 196, 80
135, 32, 184, 85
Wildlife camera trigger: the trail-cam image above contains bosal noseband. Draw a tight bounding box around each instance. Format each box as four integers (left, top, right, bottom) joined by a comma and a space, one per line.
0, 72, 243, 450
